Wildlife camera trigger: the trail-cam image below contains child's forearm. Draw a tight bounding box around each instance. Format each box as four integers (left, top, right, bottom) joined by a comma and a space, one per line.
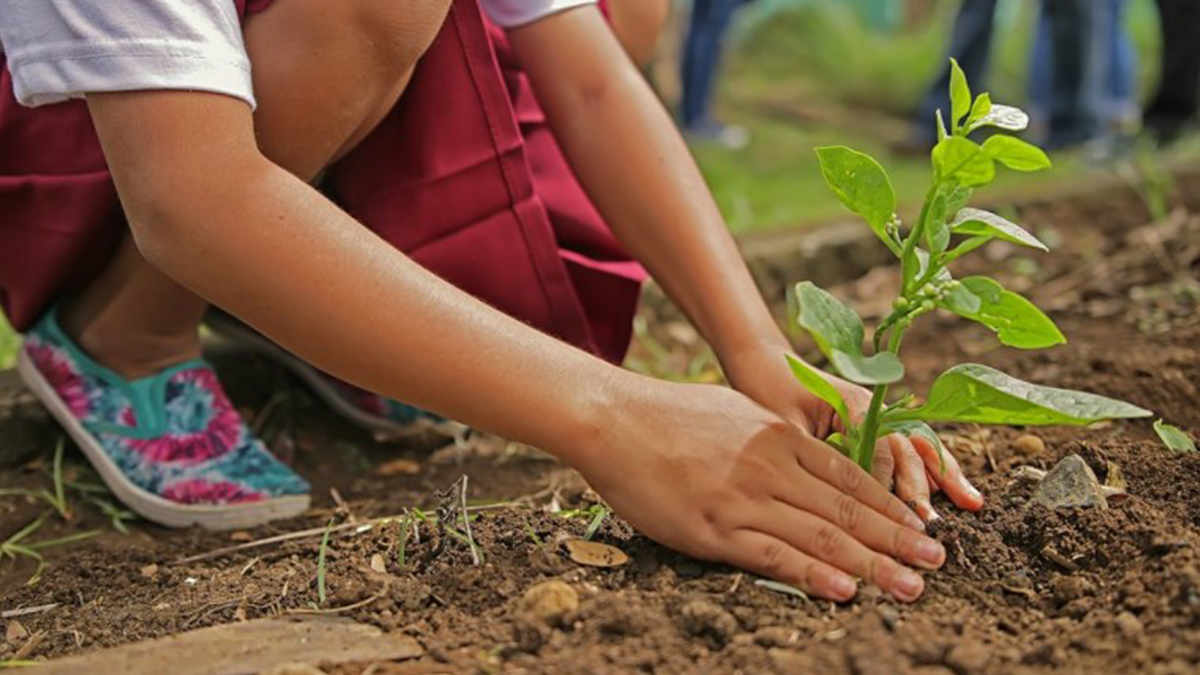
510, 8, 789, 368
86, 90, 623, 465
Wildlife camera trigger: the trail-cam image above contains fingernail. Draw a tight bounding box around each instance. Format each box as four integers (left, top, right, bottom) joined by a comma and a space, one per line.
915, 539, 945, 567
830, 575, 858, 600
894, 569, 924, 601
967, 485, 983, 502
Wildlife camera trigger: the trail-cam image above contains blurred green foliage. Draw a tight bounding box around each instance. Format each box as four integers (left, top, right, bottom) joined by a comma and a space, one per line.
0, 314, 18, 370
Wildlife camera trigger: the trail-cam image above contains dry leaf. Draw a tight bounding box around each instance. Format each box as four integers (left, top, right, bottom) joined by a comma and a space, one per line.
370, 554, 387, 574
564, 539, 629, 568
375, 458, 422, 477
1104, 461, 1127, 491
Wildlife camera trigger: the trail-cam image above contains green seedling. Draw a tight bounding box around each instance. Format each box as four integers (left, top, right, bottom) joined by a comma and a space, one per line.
794, 59, 1153, 473
558, 504, 610, 541
520, 515, 545, 549
316, 516, 335, 605
1, 440, 73, 521
1154, 420, 1196, 452
396, 511, 413, 568
0, 516, 100, 585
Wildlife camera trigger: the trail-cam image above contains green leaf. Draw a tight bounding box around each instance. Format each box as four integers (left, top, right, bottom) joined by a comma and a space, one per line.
815, 146, 899, 252
881, 419, 947, 473
982, 136, 1051, 172
925, 192, 950, 255
940, 282, 982, 315
933, 137, 995, 187
890, 364, 1152, 425
830, 350, 905, 386
944, 184, 974, 216
950, 208, 1048, 251
825, 432, 850, 454
967, 103, 1030, 133
1154, 420, 1196, 452
943, 277, 1065, 349
786, 354, 850, 425
795, 281, 864, 359
967, 93, 992, 128
949, 58, 971, 128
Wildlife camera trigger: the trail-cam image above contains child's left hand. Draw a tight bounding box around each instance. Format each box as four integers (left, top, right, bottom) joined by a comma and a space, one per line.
724, 345, 984, 522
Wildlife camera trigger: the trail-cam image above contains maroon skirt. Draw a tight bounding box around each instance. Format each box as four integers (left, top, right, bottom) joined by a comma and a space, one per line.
0, 0, 644, 364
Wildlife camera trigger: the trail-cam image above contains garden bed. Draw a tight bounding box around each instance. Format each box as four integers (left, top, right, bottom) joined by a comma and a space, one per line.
1, 172, 1199, 675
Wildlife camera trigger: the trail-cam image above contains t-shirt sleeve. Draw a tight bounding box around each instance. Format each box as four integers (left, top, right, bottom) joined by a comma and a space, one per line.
481, 0, 598, 28
0, 0, 254, 109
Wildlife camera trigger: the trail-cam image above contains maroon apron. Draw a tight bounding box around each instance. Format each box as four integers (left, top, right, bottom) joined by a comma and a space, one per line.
0, 0, 644, 364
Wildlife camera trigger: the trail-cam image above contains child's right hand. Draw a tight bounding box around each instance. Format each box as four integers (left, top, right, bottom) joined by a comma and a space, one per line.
571, 379, 947, 603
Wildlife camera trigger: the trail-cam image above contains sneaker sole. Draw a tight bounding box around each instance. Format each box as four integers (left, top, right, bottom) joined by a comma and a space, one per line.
205, 314, 460, 440
17, 349, 310, 531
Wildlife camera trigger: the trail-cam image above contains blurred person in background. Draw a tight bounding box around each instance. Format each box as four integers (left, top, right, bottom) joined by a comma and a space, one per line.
1144, 0, 1200, 143
1029, 0, 1137, 154
680, 0, 756, 147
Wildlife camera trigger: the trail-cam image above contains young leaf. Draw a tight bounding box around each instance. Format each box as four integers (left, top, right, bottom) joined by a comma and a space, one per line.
941, 277, 1065, 349
889, 364, 1152, 425
944, 184, 974, 216
983, 136, 1051, 172
1153, 420, 1196, 452
925, 192, 950, 255
830, 350, 905, 386
967, 93, 992, 128
950, 208, 1048, 251
933, 137, 995, 187
795, 281, 864, 360
815, 147, 899, 254
935, 109, 948, 143
967, 104, 1030, 133
881, 419, 946, 473
948, 58, 971, 128
786, 354, 850, 424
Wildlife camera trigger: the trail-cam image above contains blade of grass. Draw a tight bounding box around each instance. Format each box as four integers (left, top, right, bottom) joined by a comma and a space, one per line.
317, 517, 335, 605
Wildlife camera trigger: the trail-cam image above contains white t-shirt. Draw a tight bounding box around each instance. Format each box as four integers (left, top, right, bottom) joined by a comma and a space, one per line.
0, 0, 595, 109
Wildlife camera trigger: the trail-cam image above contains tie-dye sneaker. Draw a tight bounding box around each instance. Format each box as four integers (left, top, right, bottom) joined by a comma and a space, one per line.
205, 312, 460, 441
15, 309, 310, 530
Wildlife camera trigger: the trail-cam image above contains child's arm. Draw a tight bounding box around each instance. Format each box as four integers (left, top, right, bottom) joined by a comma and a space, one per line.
86, 89, 941, 602
508, 7, 982, 518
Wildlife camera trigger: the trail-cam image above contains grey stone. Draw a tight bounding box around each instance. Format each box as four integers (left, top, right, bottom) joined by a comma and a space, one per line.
1032, 455, 1108, 510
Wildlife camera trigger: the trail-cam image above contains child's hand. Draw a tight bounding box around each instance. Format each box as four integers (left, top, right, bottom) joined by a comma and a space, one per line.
723, 346, 984, 522
572, 379, 946, 603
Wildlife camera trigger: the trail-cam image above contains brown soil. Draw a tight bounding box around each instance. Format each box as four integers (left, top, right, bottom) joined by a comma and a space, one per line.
2, 173, 1200, 675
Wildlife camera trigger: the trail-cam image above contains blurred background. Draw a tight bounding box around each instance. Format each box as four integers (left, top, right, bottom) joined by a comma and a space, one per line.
2, 0, 1198, 368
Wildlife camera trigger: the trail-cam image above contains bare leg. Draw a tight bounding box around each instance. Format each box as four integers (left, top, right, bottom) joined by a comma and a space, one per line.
58, 0, 449, 379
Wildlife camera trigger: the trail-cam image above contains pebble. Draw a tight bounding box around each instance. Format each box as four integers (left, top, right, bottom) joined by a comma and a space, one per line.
140, 564, 159, 579
369, 554, 387, 574
1014, 434, 1046, 456
517, 580, 579, 627
1032, 454, 1107, 510
1114, 611, 1143, 638
1050, 575, 1094, 603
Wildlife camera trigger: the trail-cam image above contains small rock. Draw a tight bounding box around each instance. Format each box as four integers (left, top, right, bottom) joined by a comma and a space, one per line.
877, 604, 901, 631
517, 580, 579, 627
679, 599, 738, 647
1114, 611, 1143, 638
5, 621, 28, 642
140, 564, 159, 579
1014, 434, 1046, 456
261, 665, 327, 675
564, 539, 629, 568
229, 531, 254, 542
369, 554, 387, 574
1032, 454, 1107, 510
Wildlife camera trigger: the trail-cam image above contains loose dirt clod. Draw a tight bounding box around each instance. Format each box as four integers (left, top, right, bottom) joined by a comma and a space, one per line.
1032, 454, 1108, 510
517, 580, 578, 627
679, 599, 739, 647
1114, 611, 1144, 638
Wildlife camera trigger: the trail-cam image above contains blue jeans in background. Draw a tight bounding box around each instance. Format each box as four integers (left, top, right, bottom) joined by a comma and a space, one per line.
1030, 0, 1136, 147
680, 0, 753, 129
913, 0, 1000, 143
